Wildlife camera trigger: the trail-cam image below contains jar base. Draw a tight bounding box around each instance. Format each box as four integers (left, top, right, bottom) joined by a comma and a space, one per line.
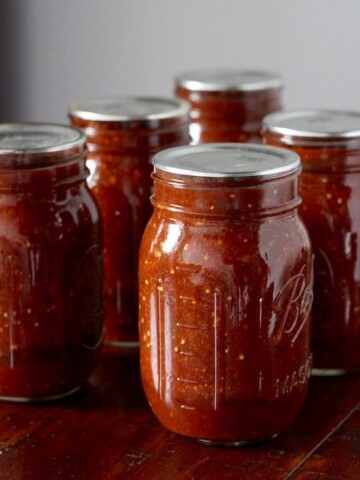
196, 433, 278, 447
105, 340, 139, 349
311, 367, 350, 377
0, 386, 81, 403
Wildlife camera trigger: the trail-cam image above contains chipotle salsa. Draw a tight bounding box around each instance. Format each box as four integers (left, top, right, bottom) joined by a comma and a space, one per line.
69, 97, 190, 346
0, 124, 103, 401
175, 68, 282, 144
139, 144, 313, 444
263, 109, 360, 373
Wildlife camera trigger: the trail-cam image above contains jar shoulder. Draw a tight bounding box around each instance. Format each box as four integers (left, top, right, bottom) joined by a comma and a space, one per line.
140, 212, 312, 288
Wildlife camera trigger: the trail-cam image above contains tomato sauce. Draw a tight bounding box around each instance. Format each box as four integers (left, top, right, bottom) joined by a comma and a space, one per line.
263, 109, 360, 373
69, 97, 190, 346
175, 68, 282, 144
0, 124, 103, 401
139, 144, 313, 444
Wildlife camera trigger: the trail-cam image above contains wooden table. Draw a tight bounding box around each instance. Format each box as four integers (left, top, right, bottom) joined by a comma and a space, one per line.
0, 346, 359, 480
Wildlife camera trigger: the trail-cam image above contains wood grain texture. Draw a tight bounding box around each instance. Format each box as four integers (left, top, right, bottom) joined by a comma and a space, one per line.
0, 346, 358, 480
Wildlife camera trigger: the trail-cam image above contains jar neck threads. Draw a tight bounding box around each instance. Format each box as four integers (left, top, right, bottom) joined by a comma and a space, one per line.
152, 170, 301, 218
0, 150, 89, 191
70, 117, 190, 155
265, 132, 360, 173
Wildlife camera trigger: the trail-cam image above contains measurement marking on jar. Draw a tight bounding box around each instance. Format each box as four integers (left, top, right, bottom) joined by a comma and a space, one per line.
178, 351, 195, 357
259, 297, 263, 339
6, 257, 16, 370
179, 296, 196, 302
213, 290, 219, 410
258, 369, 263, 393
176, 323, 199, 330
176, 378, 199, 385
29, 247, 40, 287
156, 289, 164, 400
115, 279, 122, 313
236, 285, 250, 326
8, 311, 14, 370
180, 404, 196, 411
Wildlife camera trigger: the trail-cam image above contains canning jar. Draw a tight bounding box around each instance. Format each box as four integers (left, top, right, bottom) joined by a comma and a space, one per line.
174, 68, 282, 144
139, 144, 313, 445
0, 124, 103, 401
69, 97, 190, 347
263, 109, 360, 374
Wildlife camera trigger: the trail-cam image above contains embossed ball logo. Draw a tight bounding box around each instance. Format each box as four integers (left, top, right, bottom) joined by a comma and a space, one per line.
273, 265, 313, 344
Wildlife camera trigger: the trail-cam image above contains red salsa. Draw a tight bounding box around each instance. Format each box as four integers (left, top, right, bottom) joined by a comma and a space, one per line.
139, 144, 313, 444
69, 97, 190, 346
175, 68, 282, 144
0, 124, 103, 401
263, 109, 360, 373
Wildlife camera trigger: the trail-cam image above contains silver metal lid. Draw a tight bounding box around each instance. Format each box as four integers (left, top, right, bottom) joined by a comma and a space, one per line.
175, 68, 282, 92
0, 123, 86, 154
69, 96, 190, 122
153, 144, 299, 178
263, 110, 360, 139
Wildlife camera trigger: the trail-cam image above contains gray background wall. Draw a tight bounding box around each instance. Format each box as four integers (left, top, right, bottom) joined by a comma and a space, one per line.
1, 0, 359, 123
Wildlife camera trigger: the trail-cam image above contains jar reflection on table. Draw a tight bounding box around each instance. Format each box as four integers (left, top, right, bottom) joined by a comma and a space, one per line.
263, 109, 360, 374
69, 97, 190, 347
0, 124, 103, 401
139, 144, 313, 445
174, 68, 283, 144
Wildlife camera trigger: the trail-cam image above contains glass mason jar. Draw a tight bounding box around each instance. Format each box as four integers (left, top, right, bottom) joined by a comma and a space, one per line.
174, 68, 282, 144
263, 110, 360, 374
0, 124, 103, 401
69, 97, 190, 347
139, 144, 313, 445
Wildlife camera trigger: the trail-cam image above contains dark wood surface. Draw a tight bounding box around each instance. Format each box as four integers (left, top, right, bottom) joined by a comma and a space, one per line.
0, 346, 358, 480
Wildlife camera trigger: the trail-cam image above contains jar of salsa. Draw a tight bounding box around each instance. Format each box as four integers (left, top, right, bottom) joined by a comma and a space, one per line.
139, 144, 313, 445
263, 110, 360, 374
0, 124, 103, 401
174, 68, 282, 144
69, 97, 190, 347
